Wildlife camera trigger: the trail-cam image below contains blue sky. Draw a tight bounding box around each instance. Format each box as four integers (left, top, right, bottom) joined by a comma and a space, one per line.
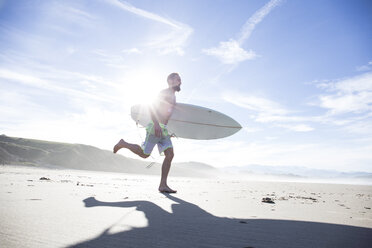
1, 0, 372, 172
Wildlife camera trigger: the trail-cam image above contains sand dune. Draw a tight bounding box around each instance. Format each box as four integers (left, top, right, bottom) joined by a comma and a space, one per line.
1, 165, 371, 248
0, 135, 219, 178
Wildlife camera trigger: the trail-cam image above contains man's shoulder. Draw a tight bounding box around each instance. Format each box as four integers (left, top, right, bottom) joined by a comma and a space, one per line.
158, 88, 176, 103
158, 88, 173, 98
159, 88, 171, 94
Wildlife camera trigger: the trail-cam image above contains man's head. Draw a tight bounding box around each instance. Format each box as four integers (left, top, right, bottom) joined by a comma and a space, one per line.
167, 73, 181, 92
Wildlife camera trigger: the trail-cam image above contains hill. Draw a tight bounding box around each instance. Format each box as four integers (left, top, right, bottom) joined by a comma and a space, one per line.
0, 135, 219, 178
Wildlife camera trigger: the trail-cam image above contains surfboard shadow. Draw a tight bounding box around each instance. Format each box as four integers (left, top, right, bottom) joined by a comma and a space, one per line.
69, 194, 372, 248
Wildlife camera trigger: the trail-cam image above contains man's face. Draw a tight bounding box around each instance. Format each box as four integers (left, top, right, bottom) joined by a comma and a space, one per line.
171, 76, 182, 92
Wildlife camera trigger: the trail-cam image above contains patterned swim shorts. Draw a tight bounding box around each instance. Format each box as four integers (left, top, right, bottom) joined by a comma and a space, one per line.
141, 122, 173, 155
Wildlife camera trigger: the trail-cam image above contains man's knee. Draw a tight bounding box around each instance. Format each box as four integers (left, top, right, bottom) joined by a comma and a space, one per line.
164, 148, 174, 159
141, 153, 150, 159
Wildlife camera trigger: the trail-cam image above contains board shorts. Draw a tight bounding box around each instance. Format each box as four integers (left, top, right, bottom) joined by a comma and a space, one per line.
141, 122, 173, 155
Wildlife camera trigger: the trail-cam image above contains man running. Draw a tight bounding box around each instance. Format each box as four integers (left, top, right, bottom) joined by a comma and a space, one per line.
113, 73, 182, 193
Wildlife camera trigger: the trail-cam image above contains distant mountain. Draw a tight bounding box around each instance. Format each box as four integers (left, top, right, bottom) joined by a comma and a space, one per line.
0, 135, 219, 178
223, 164, 372, 180
173, 161, 220, 177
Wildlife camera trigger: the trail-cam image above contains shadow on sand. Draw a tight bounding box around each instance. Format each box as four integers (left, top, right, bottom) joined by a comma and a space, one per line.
69, 194, 371, 248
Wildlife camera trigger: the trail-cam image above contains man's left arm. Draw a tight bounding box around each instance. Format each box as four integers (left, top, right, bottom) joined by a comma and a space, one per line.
149, 93, 163, 137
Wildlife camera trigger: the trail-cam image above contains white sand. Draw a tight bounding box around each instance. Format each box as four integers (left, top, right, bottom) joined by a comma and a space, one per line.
1, 165, 371, 248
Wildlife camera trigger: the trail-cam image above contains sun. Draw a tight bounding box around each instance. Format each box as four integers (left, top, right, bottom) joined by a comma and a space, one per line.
116, 67, 169, 106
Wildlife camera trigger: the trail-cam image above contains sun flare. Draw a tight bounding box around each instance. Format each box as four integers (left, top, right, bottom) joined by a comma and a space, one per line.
116, 68, 169, 106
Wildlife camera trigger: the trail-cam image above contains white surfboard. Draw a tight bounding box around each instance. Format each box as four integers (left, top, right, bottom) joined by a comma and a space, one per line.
130, 103, 242, 140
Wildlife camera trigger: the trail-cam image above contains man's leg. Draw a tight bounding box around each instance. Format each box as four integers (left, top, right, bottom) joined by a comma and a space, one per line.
159, 148, 177, 193
113, 139, 149, 158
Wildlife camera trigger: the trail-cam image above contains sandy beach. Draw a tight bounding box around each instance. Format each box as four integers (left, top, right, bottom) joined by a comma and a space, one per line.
0, 165, 371, 248
2, 0, 372, 247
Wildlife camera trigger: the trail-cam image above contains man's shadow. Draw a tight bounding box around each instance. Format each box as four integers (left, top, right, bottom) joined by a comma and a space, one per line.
69, 194, 372, 248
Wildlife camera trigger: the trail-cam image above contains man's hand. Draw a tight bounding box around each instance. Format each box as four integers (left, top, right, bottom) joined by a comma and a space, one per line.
154, 122, 162, 137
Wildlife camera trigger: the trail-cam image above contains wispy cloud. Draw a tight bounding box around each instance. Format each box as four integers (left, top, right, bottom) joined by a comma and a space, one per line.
203, 0, 282, 64
48, 2, 98, 29
223, 93, 288, 116
92, 49, 130, 69
315, 72, 372, 115
224, 74, 372, 135
356, 61, 372, 72
122, 48, 142, 54
0, 67, 117, 104
106, 0, 193, 55
106, 0, 180, 29
203, 40, 257, 64
223, 92, 314, 132
237, 0, 282, 44
308, 72, 372, 136
276, 124, 314, 132
0, 90, 48, 121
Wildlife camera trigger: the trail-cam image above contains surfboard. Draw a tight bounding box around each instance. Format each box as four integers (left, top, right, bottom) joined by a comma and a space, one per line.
130, 103, 242, 140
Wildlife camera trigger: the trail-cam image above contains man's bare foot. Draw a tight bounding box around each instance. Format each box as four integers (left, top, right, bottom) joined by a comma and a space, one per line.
159, 186, 177, 194
113, 139, 127, 154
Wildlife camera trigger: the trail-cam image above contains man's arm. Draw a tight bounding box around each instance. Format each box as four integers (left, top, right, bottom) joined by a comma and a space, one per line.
150, 108, 162, 137
149, 94, 163, 137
